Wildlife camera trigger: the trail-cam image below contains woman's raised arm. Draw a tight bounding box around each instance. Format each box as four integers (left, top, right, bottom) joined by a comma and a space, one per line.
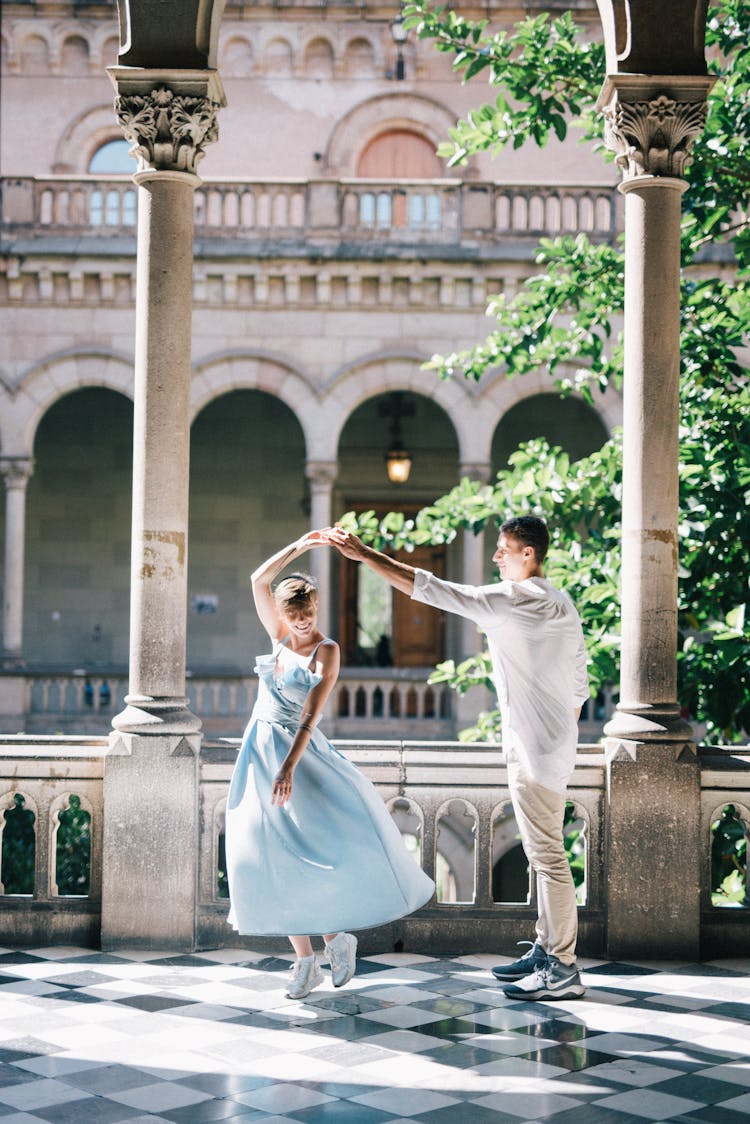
251, 530, 328, 640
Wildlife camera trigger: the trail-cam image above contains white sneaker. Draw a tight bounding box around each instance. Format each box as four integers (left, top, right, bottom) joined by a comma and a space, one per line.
325, 932, 357, 988
285, 955, 324, 1000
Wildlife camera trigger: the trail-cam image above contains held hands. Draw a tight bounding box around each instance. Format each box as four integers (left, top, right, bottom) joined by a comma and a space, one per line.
320, 526, 366, 561
295, 529, 330, 550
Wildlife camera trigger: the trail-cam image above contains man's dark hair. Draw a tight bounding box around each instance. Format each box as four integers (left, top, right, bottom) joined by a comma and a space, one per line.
500, 516, 550, 564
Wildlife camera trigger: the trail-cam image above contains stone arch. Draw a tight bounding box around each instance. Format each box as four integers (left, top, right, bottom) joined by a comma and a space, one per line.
324, 92, 473, 177
709, 800, 750, 909
317, 351, 480, 464
387, 796, 425, 865
26, 387, 134, 668
98, 33, 121, 69
219, 33, 254, 77
53, 105, 128, 174
188, 384, 311, 671
477, 366, 621, 467
190, 351, 319, 456
0, 790, 38, 895
491, 798, 530, 904
343, 36, 379, 78
435, 797, 478, 903
491, 390, 611, 469
2, 350, 134, 458
481, 365, 622, 435
49, 791, 94, 897
261, 36, 293, 77
303, 36, 335, 79
59, 33, 90, 75
213, 796, 228, 900
564, 798, 589, 905
18, 31, 52, 75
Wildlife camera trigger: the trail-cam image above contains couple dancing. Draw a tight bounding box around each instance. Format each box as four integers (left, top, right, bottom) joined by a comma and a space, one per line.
225, 518, 589, 1002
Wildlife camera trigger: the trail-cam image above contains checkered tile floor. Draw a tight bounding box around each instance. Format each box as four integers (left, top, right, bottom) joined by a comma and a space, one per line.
0, 946, 748, 1123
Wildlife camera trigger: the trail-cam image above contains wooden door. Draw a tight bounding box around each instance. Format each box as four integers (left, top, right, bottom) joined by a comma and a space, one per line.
356, 130, 443, 178
357, 131, 443, 229
392, 545, 445, 667
338, 508, 445, 668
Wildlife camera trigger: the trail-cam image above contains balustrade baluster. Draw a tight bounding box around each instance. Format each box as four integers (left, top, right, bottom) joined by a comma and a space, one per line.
224, 188, 239, 227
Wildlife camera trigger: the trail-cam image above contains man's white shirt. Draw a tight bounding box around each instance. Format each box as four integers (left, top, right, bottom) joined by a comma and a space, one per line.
412, 570, 590, 794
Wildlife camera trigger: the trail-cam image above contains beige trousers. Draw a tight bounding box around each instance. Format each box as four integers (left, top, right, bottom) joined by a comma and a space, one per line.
507, 761, 578, 965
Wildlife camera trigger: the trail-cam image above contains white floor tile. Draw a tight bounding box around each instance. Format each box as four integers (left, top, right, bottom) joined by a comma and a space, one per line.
351, 1087, 460, 1115
596, 1088, 703, 1119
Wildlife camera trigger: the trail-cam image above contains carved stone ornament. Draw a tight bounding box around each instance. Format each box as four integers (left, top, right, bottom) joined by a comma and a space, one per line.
115, 84, 220, 174
603, 93, 708, 179
0, 457, 35, 489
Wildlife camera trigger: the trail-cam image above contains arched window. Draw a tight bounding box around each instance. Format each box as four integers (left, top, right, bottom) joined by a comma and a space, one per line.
88, 141, 136, 227
357, 129, 443, 179
89, 140, 135, 174
356, 130, 444, 229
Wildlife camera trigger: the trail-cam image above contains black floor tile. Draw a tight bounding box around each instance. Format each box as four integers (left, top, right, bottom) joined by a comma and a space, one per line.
651, 1072, 750, 1104
289, 1101, 394, 1123
34, 1097, 141, 1123
589, 962, 662, 976
548, 1106, 649, 1124
113, 994, 198, 1012
177, 1073, 276, 1098
0, 951, 47, 965
161, 1099, 260, 1122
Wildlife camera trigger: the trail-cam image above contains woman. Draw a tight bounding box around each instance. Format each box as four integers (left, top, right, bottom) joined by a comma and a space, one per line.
225, 530, 434, 1000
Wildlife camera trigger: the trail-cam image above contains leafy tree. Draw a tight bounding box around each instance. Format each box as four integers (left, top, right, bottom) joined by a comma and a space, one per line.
342, 0, 750, 744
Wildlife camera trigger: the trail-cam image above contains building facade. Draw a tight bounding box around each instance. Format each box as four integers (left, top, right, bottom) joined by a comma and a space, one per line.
1, 0, 620, 737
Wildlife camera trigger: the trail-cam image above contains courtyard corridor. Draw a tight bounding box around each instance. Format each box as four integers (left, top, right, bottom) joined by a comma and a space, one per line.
0, 945, 748, 1123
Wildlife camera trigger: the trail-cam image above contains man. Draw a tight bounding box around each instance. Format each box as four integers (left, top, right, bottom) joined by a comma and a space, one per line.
327, 515, 589, 1001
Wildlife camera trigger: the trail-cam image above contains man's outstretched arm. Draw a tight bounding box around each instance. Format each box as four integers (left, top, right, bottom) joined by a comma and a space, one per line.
324, 527, 417, 596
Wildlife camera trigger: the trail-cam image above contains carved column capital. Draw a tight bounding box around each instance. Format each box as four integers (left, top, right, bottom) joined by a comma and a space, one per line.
0, 457, 35, 490
598, 75, 715, 181
107, 68, 225, 175
459, 462, 492, 485
305, 460, 339, 490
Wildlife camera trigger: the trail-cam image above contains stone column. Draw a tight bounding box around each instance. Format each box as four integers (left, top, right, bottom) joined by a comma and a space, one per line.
458, 461, 492, 659
305, 460, 338, 636
101, 69, 224, 950
455, 462, 493, 729
0, 458, 34, 729
0, 457, 34, 665
598, 76, 713, 958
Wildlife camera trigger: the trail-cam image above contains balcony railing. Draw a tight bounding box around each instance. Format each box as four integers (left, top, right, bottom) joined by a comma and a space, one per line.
12, 667, 457, 738
1, 175, 620, 246
0, 733, 748, 953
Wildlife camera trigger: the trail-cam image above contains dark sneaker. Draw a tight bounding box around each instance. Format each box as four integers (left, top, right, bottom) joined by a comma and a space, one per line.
503, 955, 585, 1001
491, 940, 547, 982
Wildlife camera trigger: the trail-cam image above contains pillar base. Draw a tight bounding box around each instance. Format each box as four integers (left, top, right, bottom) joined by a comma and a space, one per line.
603, 735, 700, 960
604, 703, 692, 746
0, 674, 28, 731
112, 694, 202, 736
101, 730, 201, 950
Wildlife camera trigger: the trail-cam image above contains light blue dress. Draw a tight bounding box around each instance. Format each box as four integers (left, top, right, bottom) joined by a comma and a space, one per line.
226, 639, 435, 936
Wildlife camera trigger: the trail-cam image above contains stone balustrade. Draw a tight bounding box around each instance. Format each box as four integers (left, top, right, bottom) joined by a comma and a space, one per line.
6, 668, 613, 741
12, 668, 456, 738
1, 175, 619, 245
0, 734, 747, 953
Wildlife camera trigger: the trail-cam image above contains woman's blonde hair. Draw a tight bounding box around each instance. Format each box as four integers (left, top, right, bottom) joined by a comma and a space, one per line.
274, 572, 318, 614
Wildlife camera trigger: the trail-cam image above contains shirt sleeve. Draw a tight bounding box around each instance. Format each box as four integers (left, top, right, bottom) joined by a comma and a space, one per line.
412, 569, 513, 629
572, 621, 590, 706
